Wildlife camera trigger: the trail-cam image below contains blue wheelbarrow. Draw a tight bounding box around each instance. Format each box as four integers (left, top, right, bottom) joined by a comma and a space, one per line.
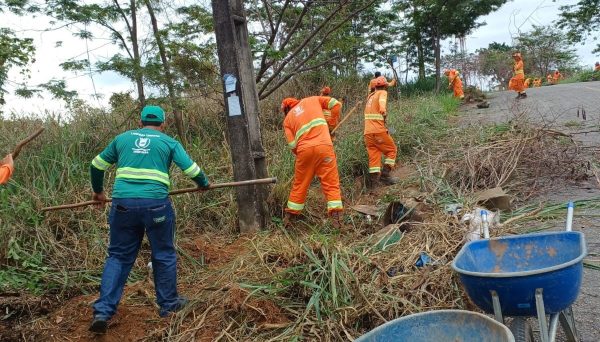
355, 310, 515, 342
452, 202, 587, 342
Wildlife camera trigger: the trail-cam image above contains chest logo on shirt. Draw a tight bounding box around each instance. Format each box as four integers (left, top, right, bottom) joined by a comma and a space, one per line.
292, 105, 304, 116
133, 137, 151, 154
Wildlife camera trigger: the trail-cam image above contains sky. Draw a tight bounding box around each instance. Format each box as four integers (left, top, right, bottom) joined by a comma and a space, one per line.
2, 0, 599, 116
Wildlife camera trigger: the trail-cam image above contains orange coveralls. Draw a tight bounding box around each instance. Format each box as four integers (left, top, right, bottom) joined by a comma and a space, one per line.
552, 71, 563, 84
595, 64, 600, 72
509, 59, 525, 93
364, 89, 397, 174
320, 97, 342, 131
0, 164, 13, 185
368, 78, 397, 94
446, 69, 464, 99
284, 96, 343, 214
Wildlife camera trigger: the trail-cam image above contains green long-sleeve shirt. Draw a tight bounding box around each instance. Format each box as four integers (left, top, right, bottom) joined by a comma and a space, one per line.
90, 128, 208, 199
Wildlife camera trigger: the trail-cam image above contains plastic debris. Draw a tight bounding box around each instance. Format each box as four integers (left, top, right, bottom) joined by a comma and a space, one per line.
462, 208, 500, 241
415, 252, 432, 267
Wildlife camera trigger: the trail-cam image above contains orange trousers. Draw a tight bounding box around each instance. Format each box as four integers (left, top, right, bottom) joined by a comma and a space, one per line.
286, 145, 343, 214
509, 75, 525, 93
364, 132, 397, 174
453, 79, 464, 99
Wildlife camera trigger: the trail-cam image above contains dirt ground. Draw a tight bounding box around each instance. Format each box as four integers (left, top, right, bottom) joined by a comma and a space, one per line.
462, 81, 600, 342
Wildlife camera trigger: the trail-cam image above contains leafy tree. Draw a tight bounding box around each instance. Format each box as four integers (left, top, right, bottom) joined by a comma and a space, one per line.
394, 0, 508, 89
476, 42, 512, 89
246, 0, 384, 99
557, 0, 600, 53
515, 25, 578, 77
0, 28, 35, 105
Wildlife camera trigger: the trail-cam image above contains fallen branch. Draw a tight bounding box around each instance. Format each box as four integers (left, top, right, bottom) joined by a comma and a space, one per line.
12, 127, 45, 159
41, 177, 277, 212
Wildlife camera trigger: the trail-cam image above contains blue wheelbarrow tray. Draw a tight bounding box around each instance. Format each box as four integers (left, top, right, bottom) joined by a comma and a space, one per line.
356, 310, 515, 342
452, 231, 587, 316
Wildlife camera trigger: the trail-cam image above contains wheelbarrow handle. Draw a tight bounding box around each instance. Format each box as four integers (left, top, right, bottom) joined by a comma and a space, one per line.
565, 201, 574, 232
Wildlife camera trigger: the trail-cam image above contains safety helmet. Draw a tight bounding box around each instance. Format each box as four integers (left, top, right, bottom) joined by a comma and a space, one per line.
374, 76, 387, 87
281, 98, 300, 114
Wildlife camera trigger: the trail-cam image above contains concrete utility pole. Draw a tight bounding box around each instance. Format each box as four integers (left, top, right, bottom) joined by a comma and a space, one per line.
211, 0, 269, 233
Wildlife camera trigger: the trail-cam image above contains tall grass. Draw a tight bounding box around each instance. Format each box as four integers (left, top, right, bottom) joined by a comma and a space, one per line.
0, 78, 459, 321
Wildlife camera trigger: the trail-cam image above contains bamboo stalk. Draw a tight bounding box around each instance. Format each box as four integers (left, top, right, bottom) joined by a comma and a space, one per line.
41, 177, 277, 212
12, 127, 45, 159
331, 101, 363, 134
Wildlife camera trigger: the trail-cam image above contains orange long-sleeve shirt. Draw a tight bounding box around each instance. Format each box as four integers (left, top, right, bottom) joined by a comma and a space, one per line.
321, 97, 342, 130
513, 60, 524, 79
364, 90, 388, 135
0, 164, 13, 185
447, 69, 459, 85
284, 96, 334, 155
368, 78, 396, 94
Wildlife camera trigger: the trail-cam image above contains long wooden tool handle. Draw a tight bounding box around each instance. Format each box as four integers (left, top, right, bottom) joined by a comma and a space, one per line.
331, 101, 362, 134
12, 127, 45, 159
41, 177, 277, 212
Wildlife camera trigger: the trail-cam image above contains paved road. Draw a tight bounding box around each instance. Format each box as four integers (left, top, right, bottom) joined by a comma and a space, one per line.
465, 81, 600, 147
462, 81, 600, 342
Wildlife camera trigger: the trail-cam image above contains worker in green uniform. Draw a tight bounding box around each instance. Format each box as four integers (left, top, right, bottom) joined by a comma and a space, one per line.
88, 105, 210, 334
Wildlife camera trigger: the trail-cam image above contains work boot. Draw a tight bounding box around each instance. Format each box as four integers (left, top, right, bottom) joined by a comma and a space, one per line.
329, 211, 342, 229
283, 212, 300, 228
520, 92, 527, 99
380, 165, 399, 185
368, 173, 381, 189
89, 317, 108, 334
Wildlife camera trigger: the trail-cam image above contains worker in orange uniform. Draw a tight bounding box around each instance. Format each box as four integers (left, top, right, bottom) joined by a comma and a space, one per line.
595, 62, 600, 72
444, 69, 465, 99
552, 70, 563, 84
317, 87, 343, 131
368, 71, 397, 95
281, 96, 343, 227
508, 52, 527, 99
0, 154, 14, 185
364, 76, 398, 187
546, 74, 553, 84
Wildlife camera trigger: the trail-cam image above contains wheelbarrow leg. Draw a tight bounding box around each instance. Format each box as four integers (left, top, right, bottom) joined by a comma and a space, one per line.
491, 290, 504, 323
535, 289, 550, 342
548, 314, 559, 342
558, 306, 579, 342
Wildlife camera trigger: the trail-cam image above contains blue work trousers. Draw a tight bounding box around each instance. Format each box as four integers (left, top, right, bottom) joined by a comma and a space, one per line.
93, 198, 184, 319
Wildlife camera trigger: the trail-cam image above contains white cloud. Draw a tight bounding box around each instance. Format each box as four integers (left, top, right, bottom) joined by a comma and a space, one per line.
463, 0, 598, 65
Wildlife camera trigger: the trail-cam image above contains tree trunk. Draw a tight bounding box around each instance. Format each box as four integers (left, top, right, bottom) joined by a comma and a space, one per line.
434, 28, 441, 94
231, 0, 269, 223
130, 0, 145, 107
212, 0, 268, 233
144, 0, 185, 143
416, 35, 425, 81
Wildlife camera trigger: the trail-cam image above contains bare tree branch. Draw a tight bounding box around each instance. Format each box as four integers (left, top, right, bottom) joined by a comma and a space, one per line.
259, 55, 341, 99
257, 0, 347, 93
258, 0, 378, 98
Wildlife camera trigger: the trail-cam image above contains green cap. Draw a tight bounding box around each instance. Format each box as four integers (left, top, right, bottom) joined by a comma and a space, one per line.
141, 105, 165, 123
